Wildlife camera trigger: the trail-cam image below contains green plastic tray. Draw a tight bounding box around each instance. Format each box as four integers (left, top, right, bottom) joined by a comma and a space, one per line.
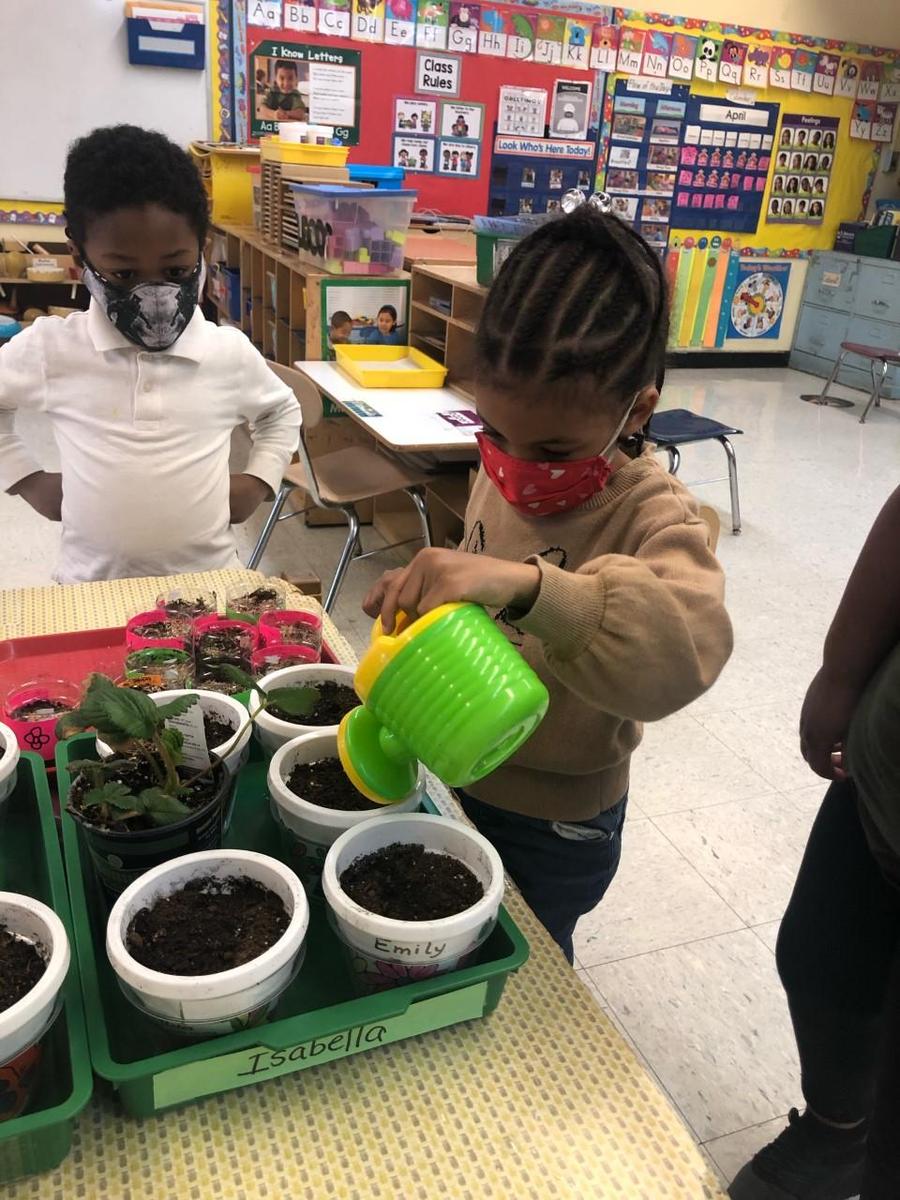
0, 754, 93, 1184
58, 736, 529, 1117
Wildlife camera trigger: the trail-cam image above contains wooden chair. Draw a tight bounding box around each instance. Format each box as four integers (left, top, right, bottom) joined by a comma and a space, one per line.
800, 340, 900, 425
247, 363, 432, 614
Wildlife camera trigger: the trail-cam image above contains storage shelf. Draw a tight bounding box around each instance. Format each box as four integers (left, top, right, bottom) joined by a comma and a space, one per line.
412, 299, 450, 321
0, 276, 82, 285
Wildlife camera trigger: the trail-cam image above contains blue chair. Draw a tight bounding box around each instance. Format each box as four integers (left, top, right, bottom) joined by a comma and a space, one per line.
648, 409, 742, 535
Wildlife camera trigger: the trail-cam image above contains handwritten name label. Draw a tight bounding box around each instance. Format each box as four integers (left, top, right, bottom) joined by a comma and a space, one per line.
374, 937, 447, 959
238, 1023, 388, 1077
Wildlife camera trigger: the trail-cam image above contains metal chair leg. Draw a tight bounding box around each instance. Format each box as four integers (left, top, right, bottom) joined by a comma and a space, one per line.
246, 481, 292, 569
665, 445, 681, 475
404, 486, 433, 548
800, 348, 855, 409
718, 436, 741, 535
323, 507, 361, 615
860, 359, 888, 425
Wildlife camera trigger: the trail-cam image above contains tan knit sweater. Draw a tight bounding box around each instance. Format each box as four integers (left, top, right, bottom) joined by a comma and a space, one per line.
462, 452, 733, 821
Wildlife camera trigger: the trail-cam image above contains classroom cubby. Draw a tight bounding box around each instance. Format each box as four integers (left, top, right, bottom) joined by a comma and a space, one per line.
408, 265, 487, 404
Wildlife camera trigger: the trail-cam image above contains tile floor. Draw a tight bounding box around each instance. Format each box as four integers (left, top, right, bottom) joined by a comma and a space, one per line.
2, 365, 896, 1189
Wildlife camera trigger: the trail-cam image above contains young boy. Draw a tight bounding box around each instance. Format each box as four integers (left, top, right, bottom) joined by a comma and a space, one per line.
364, 207, 732, 962
329, 310, 354, 345
259, 60, 308, 122
0, 125, 301, 583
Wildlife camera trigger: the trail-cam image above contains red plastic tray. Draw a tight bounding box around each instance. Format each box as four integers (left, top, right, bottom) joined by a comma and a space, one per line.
0, 626, 338, 702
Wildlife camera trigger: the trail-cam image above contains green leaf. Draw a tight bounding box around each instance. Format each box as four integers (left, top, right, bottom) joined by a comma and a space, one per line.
82, 781, 135, 810
216, 664, 257, 691
61, 674, 160, 741
159, 726, 185, 763
136, 788, 192, 827
224, 608, 259, 625
154, 694, 199, 721
265, 685, 319, 718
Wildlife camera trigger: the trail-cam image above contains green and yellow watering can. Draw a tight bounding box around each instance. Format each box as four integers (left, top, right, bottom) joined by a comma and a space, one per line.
337, 602, 549, 804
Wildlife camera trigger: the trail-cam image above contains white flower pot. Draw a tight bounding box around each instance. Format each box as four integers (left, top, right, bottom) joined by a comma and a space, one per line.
0, 723, 21, 812
0, 892, 70, 1068
96, 689, 251, 776
106, 850, 309, 1039
268, 730, 423, 894
322, 814, 504, 994
251, 664, 357, 756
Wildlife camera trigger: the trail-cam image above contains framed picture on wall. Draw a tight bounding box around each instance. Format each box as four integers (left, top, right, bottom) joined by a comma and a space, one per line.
550, 79, 591, 140
439, 101, 485, 140
319, 278, 411, 360
393, 134, 436, 172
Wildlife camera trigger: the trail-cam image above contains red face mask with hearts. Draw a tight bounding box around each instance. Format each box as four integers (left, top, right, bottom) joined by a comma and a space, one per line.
475, 402, 636, 518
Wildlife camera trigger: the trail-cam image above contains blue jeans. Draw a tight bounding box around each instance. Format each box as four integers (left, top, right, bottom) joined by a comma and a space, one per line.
457, 791, 628, 964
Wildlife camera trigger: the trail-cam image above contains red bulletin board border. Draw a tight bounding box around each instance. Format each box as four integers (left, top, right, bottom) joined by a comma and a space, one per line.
246, 22, 602, 216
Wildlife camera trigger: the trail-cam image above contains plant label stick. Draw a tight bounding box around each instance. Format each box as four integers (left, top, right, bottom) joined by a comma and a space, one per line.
166, 705, 211, 770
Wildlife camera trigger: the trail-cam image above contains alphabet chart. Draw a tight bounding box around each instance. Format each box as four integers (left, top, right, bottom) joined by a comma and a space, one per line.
670, 95, 780, 233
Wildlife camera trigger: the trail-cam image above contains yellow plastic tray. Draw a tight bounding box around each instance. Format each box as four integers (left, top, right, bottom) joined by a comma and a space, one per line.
260, 136, 349, 167
334, 345, 449, 389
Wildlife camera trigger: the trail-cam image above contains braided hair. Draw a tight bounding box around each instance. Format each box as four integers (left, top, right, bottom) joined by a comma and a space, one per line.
475, 208, 668, 406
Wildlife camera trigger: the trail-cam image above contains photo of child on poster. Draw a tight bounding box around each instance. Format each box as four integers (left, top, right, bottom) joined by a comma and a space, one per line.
257, 58, 309, 122
250, 41, 361, 141
323, 284, 409, 359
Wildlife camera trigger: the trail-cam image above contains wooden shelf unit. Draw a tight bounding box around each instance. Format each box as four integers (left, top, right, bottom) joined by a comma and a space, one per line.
409, 265, 486, 403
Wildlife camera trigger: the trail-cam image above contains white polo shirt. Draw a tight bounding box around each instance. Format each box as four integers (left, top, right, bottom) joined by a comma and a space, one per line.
0, 302, 301, 583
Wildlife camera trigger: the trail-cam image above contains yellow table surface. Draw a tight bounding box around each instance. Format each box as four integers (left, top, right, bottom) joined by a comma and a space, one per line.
0, 569, 724, 1200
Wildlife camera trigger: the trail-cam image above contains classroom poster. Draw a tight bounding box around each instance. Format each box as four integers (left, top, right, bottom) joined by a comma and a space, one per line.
438, 138, 480, 175
605, 80, 689, 254
767, 114, 837, 224
447, 1, 479, 53
550, 80, 591, 140
497, 85, 547, 135
812, 53, 839, 96
478, 8, 506, 56
534, 15, 566, 65
671, 96, 779, 233
384, 0, 417, 45
351, 0, 384, 41
393, 134, 436, 171
835, 57, 861, 99
321, 279, 410, 360
394, 96, 437, 133
769, 48, 793, 90
727, 263, 790, 339
249, 40, 361, 140
590, 24, 618, 72
439, 101, 484, 139
667, 33, 697, 81
416, 0, 448, 50
872, 103, 898, 142
850, 101, 873, 139
694, 36, 721, 85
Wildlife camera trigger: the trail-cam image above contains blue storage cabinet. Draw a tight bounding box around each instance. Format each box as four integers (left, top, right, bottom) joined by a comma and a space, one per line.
790, 251, 900, 399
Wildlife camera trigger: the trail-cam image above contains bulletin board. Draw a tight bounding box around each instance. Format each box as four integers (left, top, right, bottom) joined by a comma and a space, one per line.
236, 0, 610, 216
599, 11, 899, 254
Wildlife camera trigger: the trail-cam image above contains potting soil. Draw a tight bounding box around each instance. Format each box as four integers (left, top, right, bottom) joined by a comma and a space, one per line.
286, 758, 381, 811
230, 587, 281, 614
0, 924, 46, 1013
272, 622, 319, 649
203, 713, 237, 747
8, 698, 72, 722
340, 843, 484, 921
130, 621, 180, 639
267, 681, 358, 725
125, 877, 289, 975
69, 758, 223, 832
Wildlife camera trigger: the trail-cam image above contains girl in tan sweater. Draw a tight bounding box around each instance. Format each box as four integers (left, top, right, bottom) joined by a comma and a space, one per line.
364, 205, 733, 961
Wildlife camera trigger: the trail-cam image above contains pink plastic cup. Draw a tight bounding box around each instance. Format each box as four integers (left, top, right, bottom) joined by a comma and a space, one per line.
251, 643, 319, 675
3, 680, 81, 762
258, 610, 323, 659
125, 609, 188, 651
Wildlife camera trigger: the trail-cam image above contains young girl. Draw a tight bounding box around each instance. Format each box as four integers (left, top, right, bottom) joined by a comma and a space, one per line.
364, 207, 733, 961
359, 305, 401, 345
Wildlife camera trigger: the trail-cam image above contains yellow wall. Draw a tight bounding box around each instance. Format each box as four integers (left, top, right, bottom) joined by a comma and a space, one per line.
608, 18, 885, 251
636, 2, 900, 53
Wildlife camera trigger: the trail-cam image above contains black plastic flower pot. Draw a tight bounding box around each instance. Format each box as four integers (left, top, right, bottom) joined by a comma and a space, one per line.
64, 765, 234, 898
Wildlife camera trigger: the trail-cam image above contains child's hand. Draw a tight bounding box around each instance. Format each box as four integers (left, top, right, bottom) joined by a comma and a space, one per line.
800, 666, 857, 781
229, 474, 269, 524
9, 470, 62, 521
363, 548, 540, 633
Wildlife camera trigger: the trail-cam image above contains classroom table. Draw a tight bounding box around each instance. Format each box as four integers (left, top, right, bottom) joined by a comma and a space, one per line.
0, 567, 725, 1200
298, 360, 480, 455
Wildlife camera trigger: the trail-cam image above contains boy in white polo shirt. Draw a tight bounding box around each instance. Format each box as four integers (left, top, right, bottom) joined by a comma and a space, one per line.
0, 124, 300, 583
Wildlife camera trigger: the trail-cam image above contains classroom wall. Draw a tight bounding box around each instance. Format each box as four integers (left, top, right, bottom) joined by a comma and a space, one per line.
636, 0, 900, 52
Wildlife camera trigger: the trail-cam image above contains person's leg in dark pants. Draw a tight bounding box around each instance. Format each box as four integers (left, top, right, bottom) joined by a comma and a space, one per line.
730, 781, 900, 1199
457, 791, 627, 963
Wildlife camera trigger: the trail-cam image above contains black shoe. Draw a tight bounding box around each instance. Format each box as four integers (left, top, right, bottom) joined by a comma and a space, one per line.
728, 1108, 866, 1200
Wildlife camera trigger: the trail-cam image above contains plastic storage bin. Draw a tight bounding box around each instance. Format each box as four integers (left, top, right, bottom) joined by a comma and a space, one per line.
58, 737, 528, 1117
288, 184, 416, 275
334, 345, 448, 388
0, 754, 92, 1184
348, 164, 406, 188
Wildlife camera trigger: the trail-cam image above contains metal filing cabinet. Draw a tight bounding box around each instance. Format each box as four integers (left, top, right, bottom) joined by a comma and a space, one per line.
790, 251, 900, 399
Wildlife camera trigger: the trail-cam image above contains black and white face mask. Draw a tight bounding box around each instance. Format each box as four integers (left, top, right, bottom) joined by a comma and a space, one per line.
81, 257, 205, 351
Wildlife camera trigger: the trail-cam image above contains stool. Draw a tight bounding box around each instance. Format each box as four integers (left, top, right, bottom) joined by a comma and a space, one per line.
800, 341, 900, 424
648, 409, 742, 535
